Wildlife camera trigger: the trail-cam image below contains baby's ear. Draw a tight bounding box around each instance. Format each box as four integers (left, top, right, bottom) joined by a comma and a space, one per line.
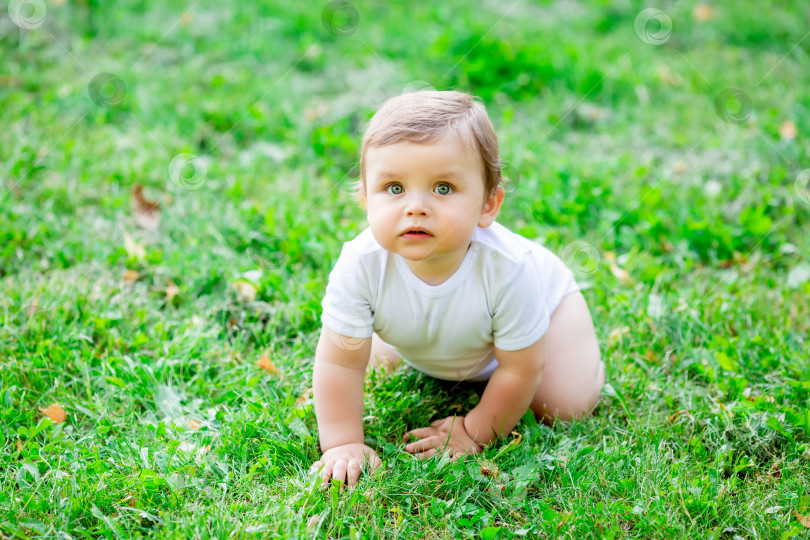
478, 186, 505, 228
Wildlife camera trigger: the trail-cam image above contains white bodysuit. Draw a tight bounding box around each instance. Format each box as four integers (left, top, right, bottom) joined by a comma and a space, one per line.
321, 221, 579, 381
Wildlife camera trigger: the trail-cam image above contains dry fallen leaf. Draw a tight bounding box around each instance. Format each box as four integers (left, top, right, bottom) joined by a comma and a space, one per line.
39, 403, 66, 423
131, 184, 160, 230
479, 460, 500, 478
657, 65, 682, 87
296, 387, 313, 405
166, 281, 180, 301
27, 298, 39, 316
610, 263, 632, 284
233, 280, 257, 302
608, 326, 630, 345
188, 419, 201, 430
256, 353, 279, 374
123, 231, 146, 260
15, 439, 22, 452
668, 409, 695, 423
692, 4, 715, 22
795, 510, 810, 528
780, 120, 797, 141
122, 269, 140, 283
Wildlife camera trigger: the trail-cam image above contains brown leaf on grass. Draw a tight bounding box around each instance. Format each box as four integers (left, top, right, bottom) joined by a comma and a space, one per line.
795, 510, 810, 528
165, 281, 179, 301
668, 409, 695, 423
27, 298, 40, 316
233, 281, 257, 303
610, 263, 632, 284
657, 65, 681, 87
0, 74, 21, 86
39, 403, 66, 423
131, 184, 160, 230
256, 353, 279, 374
123, 231, 146, 260
769, 460, 782, 479
188, 419, 201, 430
692, 4, 715, 21
15, 439, 22, 452
122, 269, 140, 283
479, 460, 499, 478
295, 387, 313, 405
780, 120, 797, 141
608, 326, 630, 346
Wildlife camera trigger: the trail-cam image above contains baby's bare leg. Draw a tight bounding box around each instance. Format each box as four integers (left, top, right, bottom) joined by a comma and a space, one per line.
368, 333, 401, 375
530, 291, 604, 423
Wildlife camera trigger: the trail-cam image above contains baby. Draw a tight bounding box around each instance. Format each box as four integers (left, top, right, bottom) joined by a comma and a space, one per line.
311, 90, 605, 487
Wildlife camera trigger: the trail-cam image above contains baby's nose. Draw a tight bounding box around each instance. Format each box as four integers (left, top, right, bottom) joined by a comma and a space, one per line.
405, 194, 429, 216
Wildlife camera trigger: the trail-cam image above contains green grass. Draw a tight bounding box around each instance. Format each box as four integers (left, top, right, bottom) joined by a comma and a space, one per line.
2, 0, 810, 537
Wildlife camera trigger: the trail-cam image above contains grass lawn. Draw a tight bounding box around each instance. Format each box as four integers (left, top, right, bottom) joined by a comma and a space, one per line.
2, 0, 810, 537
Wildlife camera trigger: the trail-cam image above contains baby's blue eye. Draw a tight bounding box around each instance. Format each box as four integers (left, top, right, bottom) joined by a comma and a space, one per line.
434, 183, 452, 195
386, 184, 404, 195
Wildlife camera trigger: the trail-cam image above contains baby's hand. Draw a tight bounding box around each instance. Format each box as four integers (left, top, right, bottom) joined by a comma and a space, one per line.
311, 443, 381, 489
404, 416, 483, 460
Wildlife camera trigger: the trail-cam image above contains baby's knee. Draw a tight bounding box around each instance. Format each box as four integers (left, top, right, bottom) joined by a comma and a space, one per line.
533, 360, 605, 423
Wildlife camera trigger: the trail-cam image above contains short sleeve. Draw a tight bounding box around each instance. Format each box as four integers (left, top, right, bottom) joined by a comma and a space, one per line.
321, 244, 375, 338
491, 253, 550, 351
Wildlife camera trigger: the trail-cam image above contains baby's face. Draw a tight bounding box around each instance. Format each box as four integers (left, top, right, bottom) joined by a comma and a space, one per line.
362, 132, 502, 280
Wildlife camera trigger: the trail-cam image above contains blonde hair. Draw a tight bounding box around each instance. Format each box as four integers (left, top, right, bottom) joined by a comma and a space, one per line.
358, 90, 502, 196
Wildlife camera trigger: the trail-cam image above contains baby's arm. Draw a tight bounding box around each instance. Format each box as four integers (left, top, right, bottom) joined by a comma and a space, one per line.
464, 335, 547, 446
405, 336, 547, 458
311, 327, 380, 487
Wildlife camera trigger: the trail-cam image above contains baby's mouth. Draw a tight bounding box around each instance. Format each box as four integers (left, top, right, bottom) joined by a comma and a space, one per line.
401, 228, 433, 237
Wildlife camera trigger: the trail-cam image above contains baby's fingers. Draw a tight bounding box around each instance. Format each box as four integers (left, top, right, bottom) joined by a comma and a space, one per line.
331, 459, 349, 487
347, 458, 362, 488
405, 435, 442, 454
430, 416, 453, 427
367, 453, 382, 471
413, 447, 439, 460
315, 460, 335, 485
404, 427, 435, 442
